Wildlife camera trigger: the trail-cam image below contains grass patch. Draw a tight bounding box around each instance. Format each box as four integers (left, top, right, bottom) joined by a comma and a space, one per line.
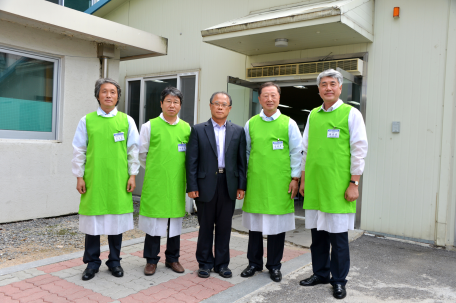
57, 229, 77, 236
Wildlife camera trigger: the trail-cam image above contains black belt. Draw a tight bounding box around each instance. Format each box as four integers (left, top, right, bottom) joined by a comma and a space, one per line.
218, 168, 225, 174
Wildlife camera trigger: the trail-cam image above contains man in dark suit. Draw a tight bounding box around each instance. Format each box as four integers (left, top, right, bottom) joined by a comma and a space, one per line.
186, 91, 247, 279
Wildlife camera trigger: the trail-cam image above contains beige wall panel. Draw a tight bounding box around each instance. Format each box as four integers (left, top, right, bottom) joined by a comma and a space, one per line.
105, 0, 248, 124
344, 0, 374, 34
0, 20, 102, 223
360, 0, 450, 241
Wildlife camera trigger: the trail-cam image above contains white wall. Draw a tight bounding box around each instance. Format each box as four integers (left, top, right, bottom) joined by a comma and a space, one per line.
104, 0, 307, 125
0, 19, 111, 223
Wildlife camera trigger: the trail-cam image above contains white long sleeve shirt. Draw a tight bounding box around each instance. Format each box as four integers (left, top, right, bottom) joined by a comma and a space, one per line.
71, 107, 140, 235
242, 109, 302, 235
138, 113, 191, 237
301, 99, 368, 174
245, 109, 303, 178
72, 107, 140, 177
302, 99, 368, 233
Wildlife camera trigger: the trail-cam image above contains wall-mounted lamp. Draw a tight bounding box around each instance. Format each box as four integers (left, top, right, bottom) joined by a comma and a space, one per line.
275, 38, 288, 47
393, 7, 400, 18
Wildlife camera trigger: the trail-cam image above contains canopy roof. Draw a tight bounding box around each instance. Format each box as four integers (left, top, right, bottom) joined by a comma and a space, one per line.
202, 0, 373, 56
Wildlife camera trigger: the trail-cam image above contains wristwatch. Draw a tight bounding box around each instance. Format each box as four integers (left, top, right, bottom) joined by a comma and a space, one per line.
350, 180, 359, 186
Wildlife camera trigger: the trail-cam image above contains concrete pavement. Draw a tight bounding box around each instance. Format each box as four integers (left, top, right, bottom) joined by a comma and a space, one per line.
236, 235, 456, 303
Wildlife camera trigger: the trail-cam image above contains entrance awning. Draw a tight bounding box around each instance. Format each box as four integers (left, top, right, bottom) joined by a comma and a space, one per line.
201, 0, 373, 56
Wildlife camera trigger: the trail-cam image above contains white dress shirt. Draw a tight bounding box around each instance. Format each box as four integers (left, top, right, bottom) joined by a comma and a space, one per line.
72, 107, 140, 236
242, 109, 302, 235
302, 100, 368, 233
212, 118, 226, 168
138, 113, 191, 237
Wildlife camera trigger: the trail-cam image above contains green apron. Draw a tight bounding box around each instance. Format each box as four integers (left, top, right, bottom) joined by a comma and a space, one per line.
79, 111, 133, 216
304, 103, 355, 213
243, 114, 294, 215
140, 117, 190, 218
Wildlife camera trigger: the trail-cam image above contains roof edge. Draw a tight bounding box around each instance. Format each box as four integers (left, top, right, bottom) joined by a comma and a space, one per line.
201, 7, 340, 37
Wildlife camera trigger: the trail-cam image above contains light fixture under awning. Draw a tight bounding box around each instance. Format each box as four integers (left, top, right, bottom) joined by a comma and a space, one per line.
201, 0, 374, 56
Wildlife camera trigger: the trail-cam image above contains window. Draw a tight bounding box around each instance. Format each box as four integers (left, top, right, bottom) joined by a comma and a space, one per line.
126, 72, 198, 130
46, 0, 99, 12
0, 47, 60, 140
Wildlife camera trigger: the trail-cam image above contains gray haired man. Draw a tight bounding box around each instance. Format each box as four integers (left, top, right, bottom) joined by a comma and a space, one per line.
299, 69, 368, 299
72, 78, 140, 281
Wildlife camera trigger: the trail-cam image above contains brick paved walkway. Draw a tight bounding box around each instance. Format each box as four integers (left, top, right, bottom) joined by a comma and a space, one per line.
0, 230, 309, 303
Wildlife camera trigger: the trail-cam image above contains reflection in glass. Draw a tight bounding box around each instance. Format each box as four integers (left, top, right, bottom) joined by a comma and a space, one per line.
180, 76, 196, 125
0, 52, 54, 132
64, 0, 92, 12
128, 80, 141, 130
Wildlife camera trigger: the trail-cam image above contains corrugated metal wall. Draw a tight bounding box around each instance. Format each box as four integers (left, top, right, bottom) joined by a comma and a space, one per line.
361, 0, 451, 242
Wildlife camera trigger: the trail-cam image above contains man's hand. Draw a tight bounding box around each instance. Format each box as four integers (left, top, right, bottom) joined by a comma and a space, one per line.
299, 171, 305, 196
236, 189, 245, 200
76, 177, 86, 194
288, 179, 299, 199
188, 191, 199, 199
345, 184, 359, 202
127, 175, 136, 193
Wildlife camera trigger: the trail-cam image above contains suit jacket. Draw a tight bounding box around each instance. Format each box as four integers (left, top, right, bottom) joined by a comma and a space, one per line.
186, 118, 247, 202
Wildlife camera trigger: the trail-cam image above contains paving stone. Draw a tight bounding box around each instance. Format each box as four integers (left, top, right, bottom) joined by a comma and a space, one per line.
0, 276, 20, 286
51, 268, 81, 279
108, 287, 138, 300
0, 292, 20, 303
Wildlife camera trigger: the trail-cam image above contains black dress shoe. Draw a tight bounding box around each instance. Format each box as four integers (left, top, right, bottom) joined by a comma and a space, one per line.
215, 267, 232, 278
269, 269, 282, 282
108, 266, 124, 277
82, 268, 98, 281
333, 284, 347, 299
240, 265, 262, 278
299, 274, 329, 286
197, 268, 211, 278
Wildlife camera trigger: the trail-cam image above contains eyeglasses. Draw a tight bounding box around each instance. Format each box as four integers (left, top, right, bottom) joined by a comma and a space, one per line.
164, 100, 180, 105
211, 102, 230, 108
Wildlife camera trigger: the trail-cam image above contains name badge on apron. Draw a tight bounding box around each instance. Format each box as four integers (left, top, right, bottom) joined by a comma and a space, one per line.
178, 143, 186, 152
273, 139, 284, 150
113, 132, 125, 142
327, 129, 340, 138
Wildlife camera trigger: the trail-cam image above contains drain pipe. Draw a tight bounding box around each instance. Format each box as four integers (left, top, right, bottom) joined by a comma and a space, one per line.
97, 43, 115, 78
101, 57, 108, 78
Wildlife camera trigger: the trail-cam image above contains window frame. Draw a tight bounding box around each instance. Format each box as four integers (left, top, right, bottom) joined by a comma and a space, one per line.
125, 71, 199, 131
55, 0, 99, 6
0, 46, 61, 140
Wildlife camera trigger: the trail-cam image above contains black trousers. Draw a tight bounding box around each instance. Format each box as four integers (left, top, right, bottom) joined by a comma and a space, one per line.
83, 234, 122, 269
310, 228, 350, 286
143, 219, 180, 264
196, 173, 235, 271
247, 230, 286, 271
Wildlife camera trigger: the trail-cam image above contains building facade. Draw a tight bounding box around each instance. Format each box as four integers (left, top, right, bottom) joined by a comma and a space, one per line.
0, 0, 167, 223
97, 0, 456, 248
1, 0, 455, 249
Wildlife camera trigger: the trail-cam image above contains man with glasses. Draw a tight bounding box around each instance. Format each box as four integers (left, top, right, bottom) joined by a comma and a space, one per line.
186, 92, 247, 279
138, 86, 191, 276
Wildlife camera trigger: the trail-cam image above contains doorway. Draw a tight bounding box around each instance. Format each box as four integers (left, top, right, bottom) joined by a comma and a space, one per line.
227, 72, 363, 218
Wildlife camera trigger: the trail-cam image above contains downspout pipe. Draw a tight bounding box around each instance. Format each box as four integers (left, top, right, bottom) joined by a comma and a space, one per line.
101, 57, 108, 78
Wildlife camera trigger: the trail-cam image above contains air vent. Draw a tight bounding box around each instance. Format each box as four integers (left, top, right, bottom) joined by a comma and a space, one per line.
247, 58, 363, 79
